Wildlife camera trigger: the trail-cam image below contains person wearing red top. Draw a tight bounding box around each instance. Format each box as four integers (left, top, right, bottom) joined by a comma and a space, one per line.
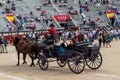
49, 23, 57, 36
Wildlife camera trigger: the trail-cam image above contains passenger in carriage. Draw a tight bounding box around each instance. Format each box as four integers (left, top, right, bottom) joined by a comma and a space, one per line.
53, 38, 65, 54
52, 38, 74, 58
67, 40, 74, 49
72, 33, 79, 44
61, 39, 68, 49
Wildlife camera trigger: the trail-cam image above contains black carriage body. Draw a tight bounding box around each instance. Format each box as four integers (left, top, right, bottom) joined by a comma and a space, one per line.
43, 47, 76, 60
73, 42, 102, 70
73, 42, 100, 58
41, 45, 86, 74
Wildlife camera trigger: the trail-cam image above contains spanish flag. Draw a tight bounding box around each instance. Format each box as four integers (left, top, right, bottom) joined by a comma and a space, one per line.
106, 11, 115, 19
6, 13, 15, 22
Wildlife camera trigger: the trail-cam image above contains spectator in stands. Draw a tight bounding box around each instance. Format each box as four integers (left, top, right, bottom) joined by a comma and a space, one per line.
7, 0, 10, 4
81, 13, 87, 25
6, 24, 11, 31
79, 7, 83, 14
54, 0, 58, 4
2, 0, 6, 8
0, 37, 4, 53
23, 15, 28, 22
1, 8, 5, 14
33, 23, 36, 30
3, 38, 9, 53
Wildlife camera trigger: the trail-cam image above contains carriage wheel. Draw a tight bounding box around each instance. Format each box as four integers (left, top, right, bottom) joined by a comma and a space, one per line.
68, 52, 85, 74
38, 55, 48, 70
57, 59, 66, 67
86, 52, 102, 70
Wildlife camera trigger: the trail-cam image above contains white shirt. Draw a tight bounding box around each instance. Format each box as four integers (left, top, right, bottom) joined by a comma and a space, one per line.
84, 34, 88, 39
92, 30, 96, 36
90, 32, 93, 37
29, 33, 36, 38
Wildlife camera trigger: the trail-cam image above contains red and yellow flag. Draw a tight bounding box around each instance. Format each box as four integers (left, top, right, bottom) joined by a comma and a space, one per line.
6, 13, 15, 22
106, 11, 115, 19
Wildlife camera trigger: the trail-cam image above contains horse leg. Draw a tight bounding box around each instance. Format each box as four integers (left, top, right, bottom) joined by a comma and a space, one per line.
29, 55, 35, 67
22, 53, 27, 64
17, 52, 20, 66
36, 59, 39, 65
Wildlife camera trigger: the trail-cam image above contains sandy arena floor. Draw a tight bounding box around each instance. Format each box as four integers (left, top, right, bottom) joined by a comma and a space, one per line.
0, 40, 120, 80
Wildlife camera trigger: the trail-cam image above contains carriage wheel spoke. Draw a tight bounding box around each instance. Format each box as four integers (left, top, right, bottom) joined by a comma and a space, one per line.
93, 61, 97, 68
70, 63, 75, 67
71, 65, 76, 71
77, 64, 83, 72
95, 61, 99, 67
91, 61, 94, 68
88, 60, 92, 66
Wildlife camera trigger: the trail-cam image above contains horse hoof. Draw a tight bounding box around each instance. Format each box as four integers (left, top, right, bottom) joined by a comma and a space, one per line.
16, 64, 19, 66
29, 65, 32, 67
36, 62, 39, 65
36, 63, 38, 65
29, 64, 35, 67
23, 62, 27, 64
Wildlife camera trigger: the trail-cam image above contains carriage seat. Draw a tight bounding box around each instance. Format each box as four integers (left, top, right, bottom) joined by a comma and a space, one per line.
74, 42, 89, 47
43, 46, 58, 58
87, 45, 100, 54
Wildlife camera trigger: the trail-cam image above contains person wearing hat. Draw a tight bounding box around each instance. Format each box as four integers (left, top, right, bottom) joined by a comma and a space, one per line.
49, 23, 57, 40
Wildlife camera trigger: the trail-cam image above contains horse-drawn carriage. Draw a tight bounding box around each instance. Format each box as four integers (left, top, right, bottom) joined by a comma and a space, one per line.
37, 40, 102, 74
14, 34, 102, 74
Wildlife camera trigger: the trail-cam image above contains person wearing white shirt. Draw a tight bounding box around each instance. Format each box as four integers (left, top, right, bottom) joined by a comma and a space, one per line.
84, 34, 88, 42
92, 29, 96, 36
89, 31, 93, 45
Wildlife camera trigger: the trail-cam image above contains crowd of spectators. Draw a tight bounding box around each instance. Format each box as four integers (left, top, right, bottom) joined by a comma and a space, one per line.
0, 0, 120, 54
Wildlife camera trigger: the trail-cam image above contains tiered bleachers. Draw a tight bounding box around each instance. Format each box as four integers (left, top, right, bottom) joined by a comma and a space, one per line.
0, 0, 120, 32
0, 3, 10, 32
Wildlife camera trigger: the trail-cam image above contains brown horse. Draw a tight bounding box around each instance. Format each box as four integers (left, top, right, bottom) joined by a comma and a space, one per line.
15, 39, 43, 67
